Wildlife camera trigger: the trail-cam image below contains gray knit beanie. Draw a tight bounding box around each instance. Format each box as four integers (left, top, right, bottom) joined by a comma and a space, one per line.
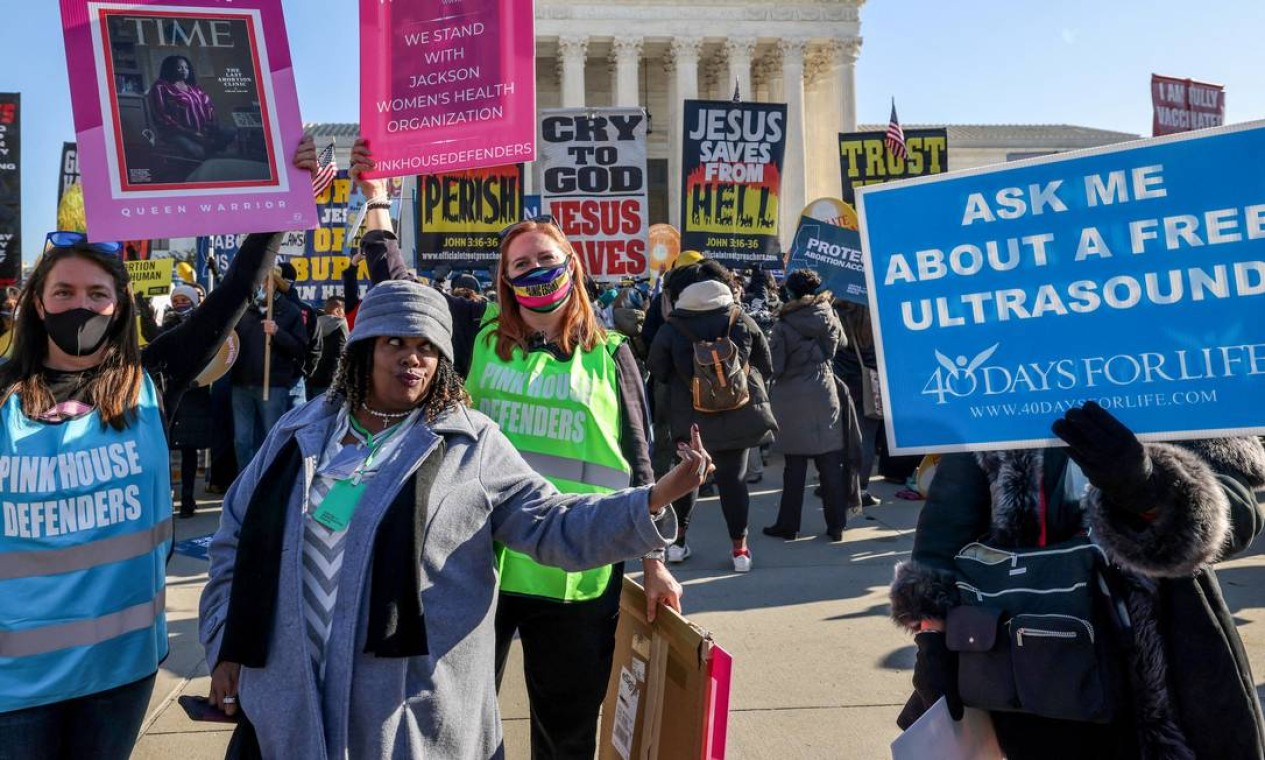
347, 279, 454, 362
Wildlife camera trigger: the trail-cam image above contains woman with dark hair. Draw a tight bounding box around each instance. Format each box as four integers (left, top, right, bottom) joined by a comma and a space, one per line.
0, 228, 279, 758
148, 54, 233, 161
762, 269, 855, 541
314, 136, 686, 758
198, 280, 712, 759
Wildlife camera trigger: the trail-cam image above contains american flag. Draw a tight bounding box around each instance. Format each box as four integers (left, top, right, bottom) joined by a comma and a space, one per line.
885, 100, 907, 161
311, 141, 337, 198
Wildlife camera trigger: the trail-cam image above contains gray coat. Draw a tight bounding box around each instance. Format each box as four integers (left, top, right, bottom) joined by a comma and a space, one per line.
199, 398, 676, 760
769, 294, 846, 456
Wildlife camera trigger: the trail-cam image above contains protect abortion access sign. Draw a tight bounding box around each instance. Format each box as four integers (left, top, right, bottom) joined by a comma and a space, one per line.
858, 121, 1265, 454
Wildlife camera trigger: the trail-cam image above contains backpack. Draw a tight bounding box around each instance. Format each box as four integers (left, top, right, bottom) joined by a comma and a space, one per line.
669, 307, 751, 413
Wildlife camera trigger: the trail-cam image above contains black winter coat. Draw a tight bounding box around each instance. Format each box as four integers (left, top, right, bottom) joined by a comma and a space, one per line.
890, 440, 1265, 760
231, 296, 307, 388
159, 310, 213, 449
647, 304, 776, 452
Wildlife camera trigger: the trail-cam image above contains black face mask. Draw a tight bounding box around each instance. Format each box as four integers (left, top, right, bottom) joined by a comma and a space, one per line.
42, 308, 114, 357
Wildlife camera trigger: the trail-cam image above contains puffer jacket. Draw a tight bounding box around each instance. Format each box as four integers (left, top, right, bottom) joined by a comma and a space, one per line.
769, 293, 846, 456
647, 280, 776, 452
890, 439, 1265, 760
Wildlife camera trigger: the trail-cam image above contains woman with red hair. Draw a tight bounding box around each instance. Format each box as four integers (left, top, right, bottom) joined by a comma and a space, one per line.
325, 137, 683, 759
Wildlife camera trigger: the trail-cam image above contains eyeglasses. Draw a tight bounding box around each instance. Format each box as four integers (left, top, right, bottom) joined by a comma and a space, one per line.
497, 215, 560, 244
44, 231, 125, 256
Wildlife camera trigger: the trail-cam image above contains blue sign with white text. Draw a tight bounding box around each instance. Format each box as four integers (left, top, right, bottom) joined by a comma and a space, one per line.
857, 122, 1265, 453
786, 216, 868, 305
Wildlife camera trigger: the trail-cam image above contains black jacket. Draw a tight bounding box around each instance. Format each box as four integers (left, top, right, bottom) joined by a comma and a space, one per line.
891, 440, 1265, 759
647, 302, 776, 452
231, 295, 307, 388
307, 314, 348, 392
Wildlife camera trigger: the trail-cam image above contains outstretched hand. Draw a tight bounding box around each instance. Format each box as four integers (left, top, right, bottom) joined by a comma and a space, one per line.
649, 425, 714, 513
1052, 401, 1151, 502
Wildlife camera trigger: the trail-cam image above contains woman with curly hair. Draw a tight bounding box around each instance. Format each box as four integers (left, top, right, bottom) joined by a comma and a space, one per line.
334, 134, 685, 758
198, 279, 713, 759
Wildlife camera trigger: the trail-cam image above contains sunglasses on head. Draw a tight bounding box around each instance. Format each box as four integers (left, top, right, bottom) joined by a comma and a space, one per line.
497, 215, 560, 244
44, 231, 125, 256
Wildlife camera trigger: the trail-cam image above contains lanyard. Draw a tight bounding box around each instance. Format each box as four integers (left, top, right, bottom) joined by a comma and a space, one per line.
310, 416, 404, 531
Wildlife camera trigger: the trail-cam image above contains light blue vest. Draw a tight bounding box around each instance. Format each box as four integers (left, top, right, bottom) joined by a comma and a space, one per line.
0, 373, 171, 712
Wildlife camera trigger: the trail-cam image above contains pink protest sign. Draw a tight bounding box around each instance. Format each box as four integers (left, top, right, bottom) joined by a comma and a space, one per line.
59, 0, 316, 242
360, 0, 536, 179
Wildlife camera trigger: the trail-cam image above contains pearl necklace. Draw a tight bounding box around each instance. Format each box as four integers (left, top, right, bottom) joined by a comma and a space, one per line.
361, 402, 414, 422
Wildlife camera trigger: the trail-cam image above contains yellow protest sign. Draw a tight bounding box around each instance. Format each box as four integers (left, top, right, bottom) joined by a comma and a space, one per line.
125, 259, 175, 296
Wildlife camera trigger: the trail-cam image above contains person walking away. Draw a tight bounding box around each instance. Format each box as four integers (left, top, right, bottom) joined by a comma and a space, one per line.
0, 228, 280, 759
161, 284, 214, 517
762, 269, 856, 541
649, 261, 777, 571
340, 136, 684, 759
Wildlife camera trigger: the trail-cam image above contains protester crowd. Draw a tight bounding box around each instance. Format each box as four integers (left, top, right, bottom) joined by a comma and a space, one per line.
0, 132, 1260, 760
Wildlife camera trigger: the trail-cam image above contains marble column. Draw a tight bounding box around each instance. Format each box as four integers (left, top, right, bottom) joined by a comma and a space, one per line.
837, 38, 862, 133
668, 37, 702, 229
611, 36, 643, 108
804, 47, 832, 202
778, 39, 807, 252
724, 37, 756, 101
558, 34, 589, 108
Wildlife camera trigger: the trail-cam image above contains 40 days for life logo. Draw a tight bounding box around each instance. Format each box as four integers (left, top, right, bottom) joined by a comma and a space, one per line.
920, 342, 1265, 405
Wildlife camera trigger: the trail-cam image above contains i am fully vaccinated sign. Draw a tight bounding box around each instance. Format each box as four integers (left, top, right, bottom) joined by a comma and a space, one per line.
858, 121, 1265, 454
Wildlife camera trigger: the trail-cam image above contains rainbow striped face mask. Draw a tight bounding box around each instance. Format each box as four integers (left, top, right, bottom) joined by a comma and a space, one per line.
509, 260, 574, 313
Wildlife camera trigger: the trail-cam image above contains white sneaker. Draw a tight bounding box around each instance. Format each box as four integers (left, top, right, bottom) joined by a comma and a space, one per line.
667, 543, 691, 563
732, 550, 752, 573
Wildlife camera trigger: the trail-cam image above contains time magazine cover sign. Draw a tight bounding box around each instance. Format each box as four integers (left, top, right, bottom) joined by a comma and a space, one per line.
60, 0, 316, 241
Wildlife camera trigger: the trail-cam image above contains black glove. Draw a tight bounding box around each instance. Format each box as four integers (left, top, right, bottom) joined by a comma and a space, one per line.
1052, 401, 1152, 509
911, 631, 963, 721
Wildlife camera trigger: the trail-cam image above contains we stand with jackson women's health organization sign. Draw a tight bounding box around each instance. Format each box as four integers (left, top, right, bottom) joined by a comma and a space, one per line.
857, 121, 1265, 454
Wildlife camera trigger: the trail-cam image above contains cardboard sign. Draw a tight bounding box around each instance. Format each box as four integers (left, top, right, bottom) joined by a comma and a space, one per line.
358, 0, 536, 179
858, 120, 1265, 454
838, 129, 948, 206
59, 0, 316, 241
599, 578, 731, 760
540, 108, 649, 282
416, 164, 522, 270
1151, 74, 1225, 136
125, 258, 174, 296
680, 100, 786, 269
786, 200, 867, 305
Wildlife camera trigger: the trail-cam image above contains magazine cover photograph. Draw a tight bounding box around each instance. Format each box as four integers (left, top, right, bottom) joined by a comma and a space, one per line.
99, 9, 277, 190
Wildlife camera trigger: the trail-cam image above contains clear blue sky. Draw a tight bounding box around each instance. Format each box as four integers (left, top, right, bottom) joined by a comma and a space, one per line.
3, 0, 1263, 265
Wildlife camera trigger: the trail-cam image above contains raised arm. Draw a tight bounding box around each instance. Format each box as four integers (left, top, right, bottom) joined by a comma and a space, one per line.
142, 232, 280, 401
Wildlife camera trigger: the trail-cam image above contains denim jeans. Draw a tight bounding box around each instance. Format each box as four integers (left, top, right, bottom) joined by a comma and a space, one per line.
0, 672, 156, 760
231, 385, 290, 472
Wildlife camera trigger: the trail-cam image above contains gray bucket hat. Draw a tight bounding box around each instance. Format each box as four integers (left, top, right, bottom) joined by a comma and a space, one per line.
346, 279, 454, 362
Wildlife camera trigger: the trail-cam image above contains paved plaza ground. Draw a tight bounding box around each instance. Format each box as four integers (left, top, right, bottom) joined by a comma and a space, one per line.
134, 455, 1265, 759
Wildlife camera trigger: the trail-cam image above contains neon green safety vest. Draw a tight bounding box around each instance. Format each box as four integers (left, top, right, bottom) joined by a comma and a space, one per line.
467, 321, 630, 601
